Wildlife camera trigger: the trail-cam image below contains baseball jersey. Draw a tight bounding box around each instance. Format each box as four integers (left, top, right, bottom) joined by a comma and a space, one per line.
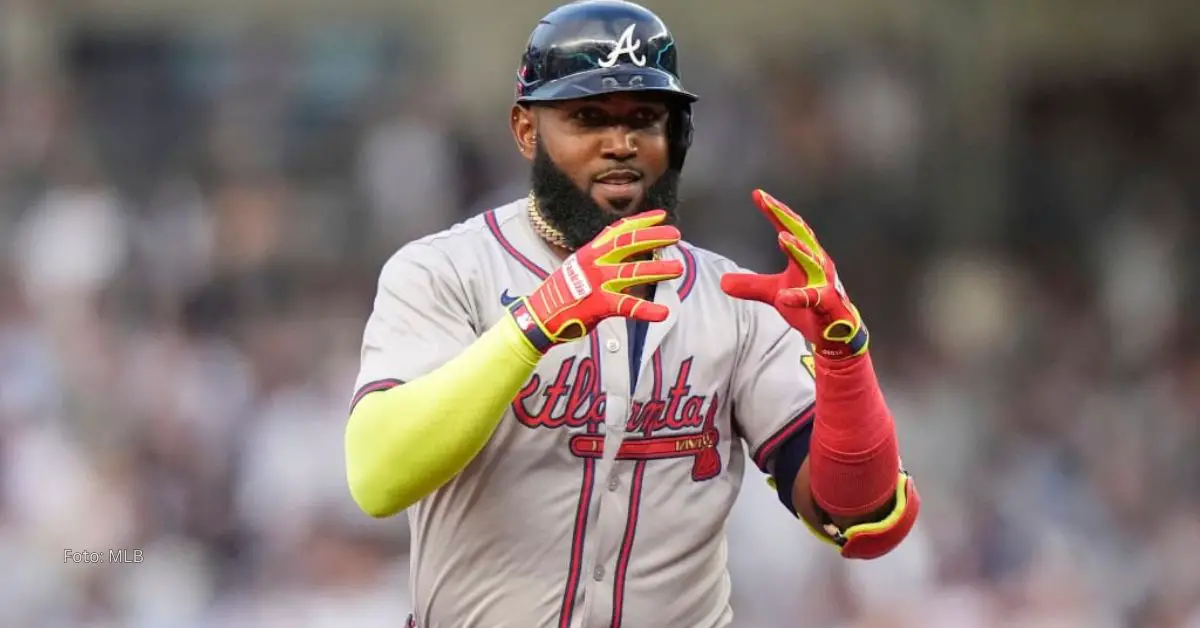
353, 197, 817, 628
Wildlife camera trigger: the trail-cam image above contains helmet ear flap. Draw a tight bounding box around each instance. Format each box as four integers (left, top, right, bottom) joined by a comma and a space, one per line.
667, 104, 694, 171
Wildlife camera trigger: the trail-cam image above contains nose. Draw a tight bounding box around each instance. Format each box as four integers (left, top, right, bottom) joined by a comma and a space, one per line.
600, 128, 637, 161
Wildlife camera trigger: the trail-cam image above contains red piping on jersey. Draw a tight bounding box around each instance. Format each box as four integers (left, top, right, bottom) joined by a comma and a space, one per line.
485, 209, 550, 279
612, 460, 647, 627
348, 378, 404, 412
610, 348, 663, 628
675, 244, 698, 302
557, 332, 602, 628
752, 403, 816, 472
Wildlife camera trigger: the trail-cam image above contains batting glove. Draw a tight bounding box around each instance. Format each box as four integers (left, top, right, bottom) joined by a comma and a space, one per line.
720, 190, 868, 360
508, 210, 683, 354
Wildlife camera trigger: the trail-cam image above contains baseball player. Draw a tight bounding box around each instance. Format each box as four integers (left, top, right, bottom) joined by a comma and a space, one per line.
345, 1, 920, 626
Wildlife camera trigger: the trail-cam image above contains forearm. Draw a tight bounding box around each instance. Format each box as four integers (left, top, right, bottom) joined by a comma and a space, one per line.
792, 462, 895, 528
345, 314, 541, 518
807, 352, 899, 519
788, 352, 919, 560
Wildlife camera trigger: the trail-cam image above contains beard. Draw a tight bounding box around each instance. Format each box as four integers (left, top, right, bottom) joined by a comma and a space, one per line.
530, 138, 681, 250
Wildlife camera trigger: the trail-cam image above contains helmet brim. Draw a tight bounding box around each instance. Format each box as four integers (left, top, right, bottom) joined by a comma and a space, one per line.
517, 66, 698, 104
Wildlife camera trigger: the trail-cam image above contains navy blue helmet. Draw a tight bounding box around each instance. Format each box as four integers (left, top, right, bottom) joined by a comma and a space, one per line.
515, 0, 697, 170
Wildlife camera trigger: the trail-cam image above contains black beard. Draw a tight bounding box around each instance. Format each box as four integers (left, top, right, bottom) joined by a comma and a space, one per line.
530, 139, 681, 250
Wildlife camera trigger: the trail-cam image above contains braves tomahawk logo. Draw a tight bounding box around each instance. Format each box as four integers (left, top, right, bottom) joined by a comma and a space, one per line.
511, 355, 722, 481
598, 24, 647, 68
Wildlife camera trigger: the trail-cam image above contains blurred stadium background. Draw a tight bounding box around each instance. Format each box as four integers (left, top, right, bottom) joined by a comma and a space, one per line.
1, 0, 1198, 626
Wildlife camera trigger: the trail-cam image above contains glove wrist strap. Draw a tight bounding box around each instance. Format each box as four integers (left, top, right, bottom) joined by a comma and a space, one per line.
815, 325, 870, 361
507, 298, 556, 354
845, 326, 870, 356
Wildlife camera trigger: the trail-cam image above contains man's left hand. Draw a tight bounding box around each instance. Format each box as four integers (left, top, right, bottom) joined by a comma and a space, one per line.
720, 189, 869, 361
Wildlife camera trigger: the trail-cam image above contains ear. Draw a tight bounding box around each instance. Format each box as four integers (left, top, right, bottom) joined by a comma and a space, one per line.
511, 104, 536, 161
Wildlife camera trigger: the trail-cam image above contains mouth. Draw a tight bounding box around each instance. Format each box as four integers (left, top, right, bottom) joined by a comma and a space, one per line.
592, 169, 645, 207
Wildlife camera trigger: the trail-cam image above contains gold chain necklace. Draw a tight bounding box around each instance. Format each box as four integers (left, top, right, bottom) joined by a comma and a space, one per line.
526, 191, 573, 250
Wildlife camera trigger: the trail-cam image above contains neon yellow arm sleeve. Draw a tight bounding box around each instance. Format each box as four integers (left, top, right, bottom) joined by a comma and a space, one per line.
345, 314, 541, 518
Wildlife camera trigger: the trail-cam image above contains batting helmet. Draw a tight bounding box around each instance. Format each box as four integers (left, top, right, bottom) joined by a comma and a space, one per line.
515, 0, 698, 171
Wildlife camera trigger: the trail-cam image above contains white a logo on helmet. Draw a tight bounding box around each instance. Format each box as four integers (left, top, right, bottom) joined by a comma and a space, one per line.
598, 24, 646, 68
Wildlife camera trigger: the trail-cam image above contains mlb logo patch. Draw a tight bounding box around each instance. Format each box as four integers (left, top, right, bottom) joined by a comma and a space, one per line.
509, 301, 536, 331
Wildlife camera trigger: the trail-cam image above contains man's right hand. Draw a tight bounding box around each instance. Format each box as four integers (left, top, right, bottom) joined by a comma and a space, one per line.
507, 210, 683, 354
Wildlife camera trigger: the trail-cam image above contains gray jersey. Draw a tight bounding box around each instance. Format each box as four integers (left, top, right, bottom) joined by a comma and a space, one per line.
353, 197, 816, 628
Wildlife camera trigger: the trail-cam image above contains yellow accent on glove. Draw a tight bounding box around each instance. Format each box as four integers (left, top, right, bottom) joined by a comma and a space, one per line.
798, 472, 918, 559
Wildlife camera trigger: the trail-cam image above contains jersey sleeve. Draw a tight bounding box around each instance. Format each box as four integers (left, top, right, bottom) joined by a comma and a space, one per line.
350, 241, 479, 410
730, 298, 817, 474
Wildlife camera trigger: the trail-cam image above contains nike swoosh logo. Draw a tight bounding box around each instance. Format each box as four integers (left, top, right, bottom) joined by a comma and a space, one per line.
500, 290, 519, 307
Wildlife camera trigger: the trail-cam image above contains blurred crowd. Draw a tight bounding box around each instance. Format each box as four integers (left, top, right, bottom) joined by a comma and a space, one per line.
1, 4, 1198, 628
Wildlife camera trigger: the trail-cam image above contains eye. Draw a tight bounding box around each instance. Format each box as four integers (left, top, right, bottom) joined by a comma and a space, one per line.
632, 108, 667, 127
573, 107, 606, 124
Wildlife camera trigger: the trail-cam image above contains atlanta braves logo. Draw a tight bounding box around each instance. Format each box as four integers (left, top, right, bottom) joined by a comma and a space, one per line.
597, 24, 647, 68
511, 356, 722, 481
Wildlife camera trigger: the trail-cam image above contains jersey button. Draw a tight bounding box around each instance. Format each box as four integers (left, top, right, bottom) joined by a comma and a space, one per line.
608, 477, 619, 491
605, 339, 620, 353
593, 565, 605, 581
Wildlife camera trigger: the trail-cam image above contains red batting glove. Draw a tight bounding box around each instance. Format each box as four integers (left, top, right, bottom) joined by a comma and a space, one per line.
509, 210, 683, 354
719, 190, 869, 360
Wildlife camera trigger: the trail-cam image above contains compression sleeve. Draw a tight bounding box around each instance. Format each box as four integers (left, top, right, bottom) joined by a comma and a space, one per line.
345, 313, 542, 518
